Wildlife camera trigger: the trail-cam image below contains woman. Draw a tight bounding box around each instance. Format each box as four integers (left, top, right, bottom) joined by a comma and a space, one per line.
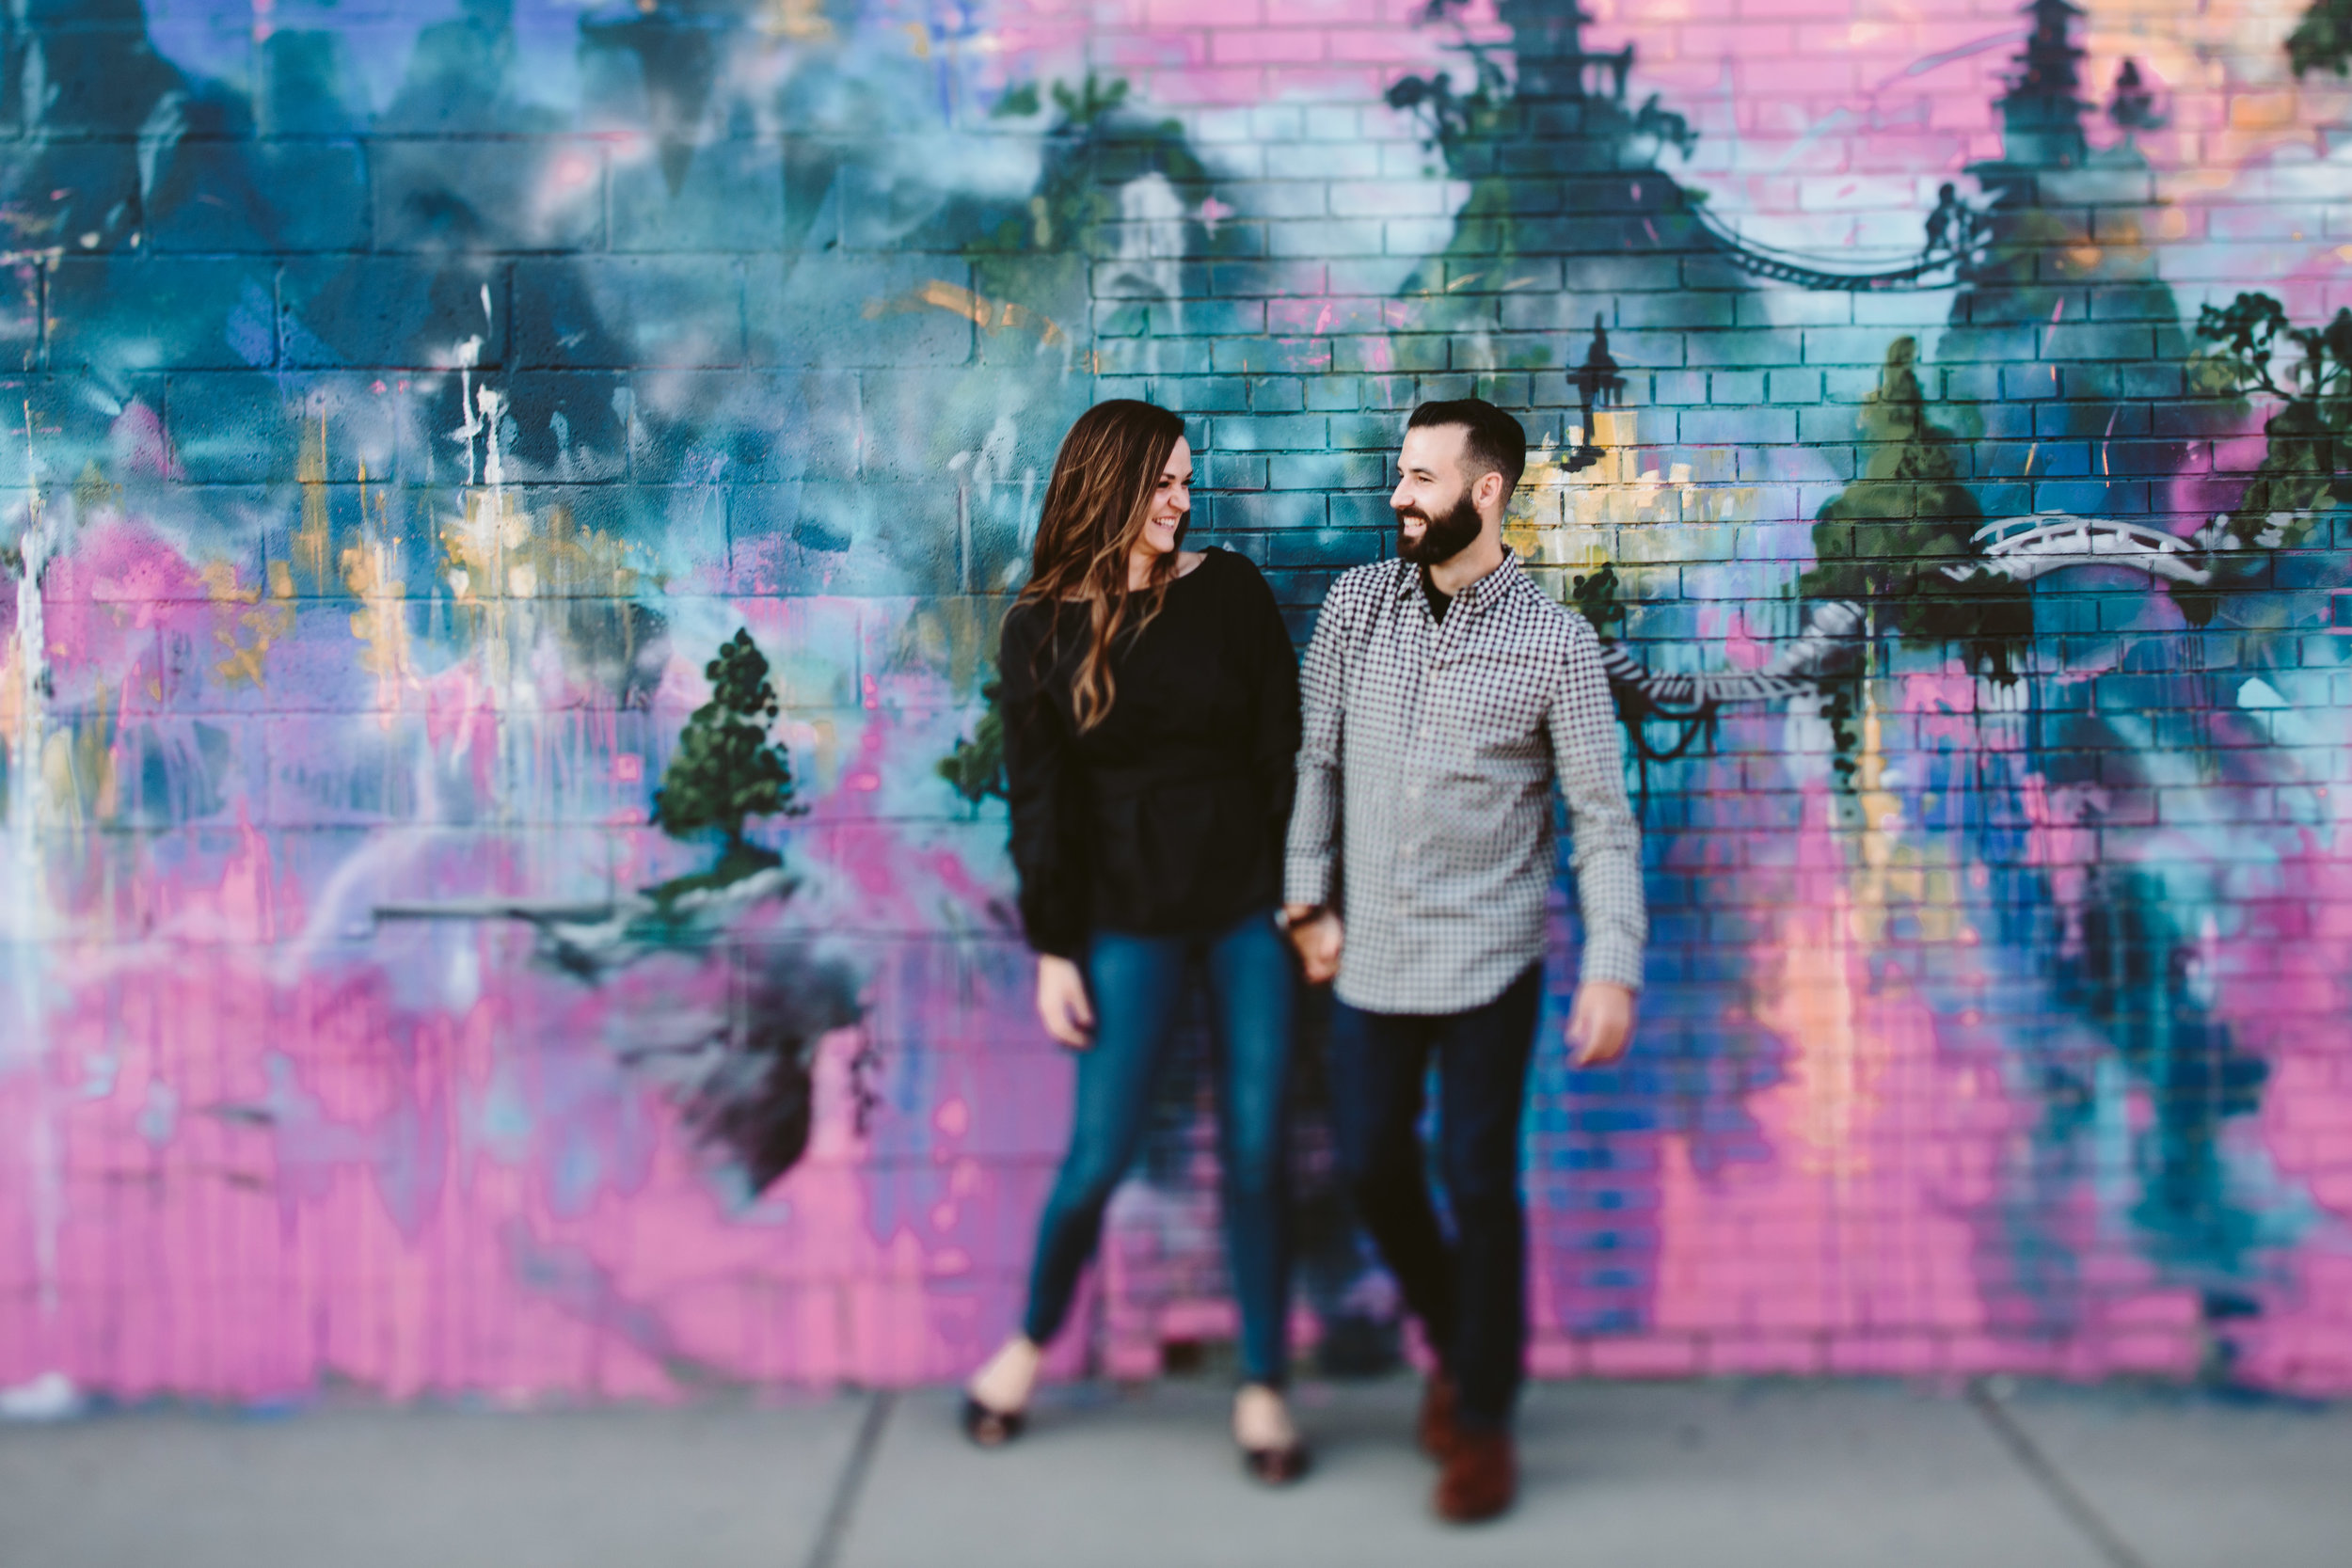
961, 399, 1308, 1483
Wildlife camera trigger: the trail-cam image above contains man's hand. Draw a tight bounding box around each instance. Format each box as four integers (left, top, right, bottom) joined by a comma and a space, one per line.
1566, 981, 1636, 1068
1036, 955, 1095, 1049
1285, 904, 1343, 985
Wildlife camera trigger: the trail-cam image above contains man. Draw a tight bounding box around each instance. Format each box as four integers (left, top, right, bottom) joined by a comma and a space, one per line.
1282, 398, 1645, 1523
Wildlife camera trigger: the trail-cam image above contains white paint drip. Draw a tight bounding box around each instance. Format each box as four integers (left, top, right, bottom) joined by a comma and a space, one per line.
1102, 174, 1186, 363
452, 333, 485, 487
461, 285, 521, 826
480, 386, 506, 492
954, 411, 1027, 578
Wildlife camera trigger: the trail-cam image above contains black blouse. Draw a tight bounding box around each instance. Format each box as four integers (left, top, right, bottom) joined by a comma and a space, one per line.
999, 547, 1301, 958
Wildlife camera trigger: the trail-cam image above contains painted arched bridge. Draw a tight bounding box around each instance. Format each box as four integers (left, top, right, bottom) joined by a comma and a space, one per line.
1598, 515, 2223, 714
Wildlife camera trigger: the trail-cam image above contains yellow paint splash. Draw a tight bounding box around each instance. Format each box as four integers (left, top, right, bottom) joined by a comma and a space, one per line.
342, 459, 406, 691
1506, 407, 1757, 572
762, 0, 834, 40
207, 414, 348, 689
864, 280, 1065, 346
291, 417, 334, 594
203, 560, 292, 689
39, 683, 113, 828
342, 537, 411, 722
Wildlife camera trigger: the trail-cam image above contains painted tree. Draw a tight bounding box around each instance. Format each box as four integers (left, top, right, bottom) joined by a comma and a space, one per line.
2178, 291, 2352, 623
1995, 0, 2090, 173
1379, 0, 1717, 358
2192, 291, 2352, 543
2288, 0, 2352, 77
937, 679, 1007, 807
1800, 338, 2032, 681
1945, 0, 2199, 529
649, 628, 803, 882
2108, 58, 2163, 137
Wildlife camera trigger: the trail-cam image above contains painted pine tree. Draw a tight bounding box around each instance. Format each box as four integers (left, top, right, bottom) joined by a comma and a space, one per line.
648, 628, 804, 898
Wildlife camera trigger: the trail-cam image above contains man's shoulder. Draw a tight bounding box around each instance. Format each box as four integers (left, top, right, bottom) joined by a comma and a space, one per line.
1332, 557, 1408, 595
1320, 558, 1410, 618
1495, 567, 1597, 650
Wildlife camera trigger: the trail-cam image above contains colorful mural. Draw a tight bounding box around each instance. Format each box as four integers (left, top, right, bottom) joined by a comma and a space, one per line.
2, 0, 2350, 1407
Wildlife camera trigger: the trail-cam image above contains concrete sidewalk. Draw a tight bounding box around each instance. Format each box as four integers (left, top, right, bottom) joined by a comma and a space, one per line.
3, 1377, 2346, 1568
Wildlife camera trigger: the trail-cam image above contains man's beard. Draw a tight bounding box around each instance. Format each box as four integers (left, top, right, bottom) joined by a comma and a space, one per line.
1394, 491, 1483, 565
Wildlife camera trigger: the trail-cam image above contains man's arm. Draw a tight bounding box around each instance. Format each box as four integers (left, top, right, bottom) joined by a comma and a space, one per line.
1549, 617, 1646, 1057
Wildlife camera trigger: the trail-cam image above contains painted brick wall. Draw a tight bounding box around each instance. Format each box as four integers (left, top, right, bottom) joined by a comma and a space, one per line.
3, 0, 2350, 1407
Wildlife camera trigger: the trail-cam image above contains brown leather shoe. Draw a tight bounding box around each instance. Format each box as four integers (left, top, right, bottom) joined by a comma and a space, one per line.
1416, 1373, 1461, 1463
1434, 1426, 1516, 1524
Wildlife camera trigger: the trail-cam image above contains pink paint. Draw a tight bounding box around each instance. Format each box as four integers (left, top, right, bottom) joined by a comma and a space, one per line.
2209, 839, 2352, 1394
2020, 771, 2106, 960
0, 933, 964, 1399
421, 665, 503, 800
1644, 783, 2042, 1375
109, 400, 182, 482
1722, 608, 1765, 672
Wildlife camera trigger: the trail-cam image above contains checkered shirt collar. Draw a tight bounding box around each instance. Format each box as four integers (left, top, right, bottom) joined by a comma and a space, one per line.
1392, 546, 1526, 613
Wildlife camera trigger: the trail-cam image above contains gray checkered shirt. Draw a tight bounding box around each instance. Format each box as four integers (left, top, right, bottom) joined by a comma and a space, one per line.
1283, 550, 1646, 1014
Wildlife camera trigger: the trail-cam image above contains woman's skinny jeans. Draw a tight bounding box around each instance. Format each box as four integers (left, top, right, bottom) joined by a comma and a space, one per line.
1021, 907, 1295, 1386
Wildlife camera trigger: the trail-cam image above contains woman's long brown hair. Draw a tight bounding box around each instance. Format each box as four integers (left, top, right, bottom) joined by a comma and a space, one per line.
1016, 399, 1187, 733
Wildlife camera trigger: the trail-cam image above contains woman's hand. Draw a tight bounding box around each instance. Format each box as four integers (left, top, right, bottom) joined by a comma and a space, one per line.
1036, 955, 1096, 1049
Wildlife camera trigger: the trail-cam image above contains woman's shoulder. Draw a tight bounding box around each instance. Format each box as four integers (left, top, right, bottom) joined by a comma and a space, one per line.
999, 595, 1041, 649
1001, 589, 1077, 634
997, 594, 1074, 683
1195, 545, 1272, 594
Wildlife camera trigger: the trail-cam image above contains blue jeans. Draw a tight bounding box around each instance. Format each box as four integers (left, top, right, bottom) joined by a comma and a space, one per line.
1022, 907, 1296, 1386
1329, 964, 1544, 1430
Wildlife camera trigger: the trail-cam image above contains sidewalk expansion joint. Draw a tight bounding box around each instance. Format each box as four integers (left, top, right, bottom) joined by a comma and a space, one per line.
803, 1389, 897, 1568
1966, 1381, 2150, 1568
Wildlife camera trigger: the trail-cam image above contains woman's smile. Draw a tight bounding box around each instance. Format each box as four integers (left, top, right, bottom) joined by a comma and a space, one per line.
1136, 436, 1194, 562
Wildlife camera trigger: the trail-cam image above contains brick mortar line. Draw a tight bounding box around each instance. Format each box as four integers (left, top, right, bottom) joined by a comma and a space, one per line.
1966, 1381, 2150, 1568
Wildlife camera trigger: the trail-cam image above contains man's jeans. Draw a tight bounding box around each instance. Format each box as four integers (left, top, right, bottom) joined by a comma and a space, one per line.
1329, 964, 1544, 1430
1022, 908, 1297, 1386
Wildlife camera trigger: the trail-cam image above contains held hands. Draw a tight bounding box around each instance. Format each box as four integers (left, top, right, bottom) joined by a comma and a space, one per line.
1566, 980, 1637, 1068
1035, 955, 1096, 1049
1283, 904, 1343, 985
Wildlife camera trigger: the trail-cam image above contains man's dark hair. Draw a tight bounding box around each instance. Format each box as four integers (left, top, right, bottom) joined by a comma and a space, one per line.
1406, 399, 1527, 496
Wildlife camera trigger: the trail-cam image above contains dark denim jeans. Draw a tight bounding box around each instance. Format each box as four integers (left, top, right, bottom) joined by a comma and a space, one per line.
1329, 964, 1544, 1430
1022, 907, 1297, 1386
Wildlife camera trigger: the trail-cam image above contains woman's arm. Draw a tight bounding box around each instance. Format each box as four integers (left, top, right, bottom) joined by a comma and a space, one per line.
999, 607, 1089, 961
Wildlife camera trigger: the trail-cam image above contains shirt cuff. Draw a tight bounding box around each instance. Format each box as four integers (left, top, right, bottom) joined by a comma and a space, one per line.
1281, 855, 1333, 911
1577, 936, 1645, 992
